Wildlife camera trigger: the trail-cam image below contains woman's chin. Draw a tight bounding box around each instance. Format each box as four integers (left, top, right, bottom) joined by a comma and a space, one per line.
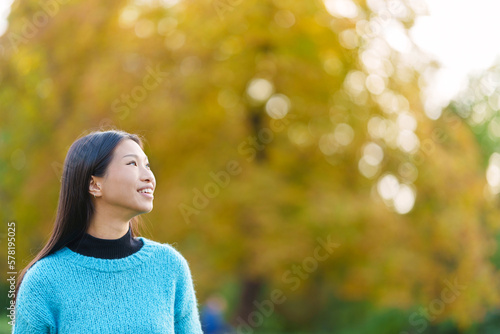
139, 204, 153, 214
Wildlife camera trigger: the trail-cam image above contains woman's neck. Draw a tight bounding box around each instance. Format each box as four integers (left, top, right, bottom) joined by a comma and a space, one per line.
86, 220, 131, 239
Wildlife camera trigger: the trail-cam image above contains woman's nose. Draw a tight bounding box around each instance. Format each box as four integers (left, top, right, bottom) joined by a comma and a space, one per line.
141, 167, 155, 182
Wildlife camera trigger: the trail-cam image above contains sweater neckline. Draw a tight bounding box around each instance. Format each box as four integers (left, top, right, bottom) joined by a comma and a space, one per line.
66, 225, 143, 259
56, 236, 156, 272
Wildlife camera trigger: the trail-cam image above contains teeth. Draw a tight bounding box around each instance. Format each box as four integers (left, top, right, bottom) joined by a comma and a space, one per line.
138, 189, 152, 194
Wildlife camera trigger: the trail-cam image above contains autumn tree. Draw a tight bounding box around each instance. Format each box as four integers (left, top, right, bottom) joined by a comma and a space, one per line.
1, 0, 499, 331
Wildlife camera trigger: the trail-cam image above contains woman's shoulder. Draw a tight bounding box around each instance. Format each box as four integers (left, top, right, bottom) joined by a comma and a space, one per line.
140, 237, 192, 271
19, 252, 63, 290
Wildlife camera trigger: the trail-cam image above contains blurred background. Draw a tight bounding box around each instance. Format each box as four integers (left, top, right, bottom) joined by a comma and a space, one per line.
2, 0, 500, 333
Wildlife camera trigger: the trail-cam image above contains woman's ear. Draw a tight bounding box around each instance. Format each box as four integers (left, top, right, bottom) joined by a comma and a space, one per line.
89, 176, 102, 198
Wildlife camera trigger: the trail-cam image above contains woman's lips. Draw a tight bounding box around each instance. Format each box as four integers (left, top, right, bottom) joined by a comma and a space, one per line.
138, 191, 154, 199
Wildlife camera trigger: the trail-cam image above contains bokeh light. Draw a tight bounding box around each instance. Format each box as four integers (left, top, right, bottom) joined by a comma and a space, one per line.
487, 152, 500, 194
334, 123, 354, 146
363, 142, 384, 166
324, 0, 359, 19
377, 174, 400, 201
246, 78, 274, 103
265, 94, 291, 119
377, 174, 416, 214
393, 183, 416, 214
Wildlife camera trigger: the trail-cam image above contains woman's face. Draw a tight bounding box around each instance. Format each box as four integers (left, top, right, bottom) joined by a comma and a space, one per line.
91, 139, 156, 219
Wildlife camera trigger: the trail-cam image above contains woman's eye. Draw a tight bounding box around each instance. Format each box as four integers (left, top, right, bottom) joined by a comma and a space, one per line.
128, 161, 151, 169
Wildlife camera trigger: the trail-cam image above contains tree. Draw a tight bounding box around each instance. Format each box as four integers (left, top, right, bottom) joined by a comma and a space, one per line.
1, 0, 498, 330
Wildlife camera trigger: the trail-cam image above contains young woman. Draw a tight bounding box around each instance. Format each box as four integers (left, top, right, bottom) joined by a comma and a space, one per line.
12, 129, 203, 333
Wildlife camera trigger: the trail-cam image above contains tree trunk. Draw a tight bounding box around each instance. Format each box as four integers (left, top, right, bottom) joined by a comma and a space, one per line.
233, 277, 264, 324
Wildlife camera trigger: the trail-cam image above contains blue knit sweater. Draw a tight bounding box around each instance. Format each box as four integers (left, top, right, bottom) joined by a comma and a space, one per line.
12, 237, 203, 333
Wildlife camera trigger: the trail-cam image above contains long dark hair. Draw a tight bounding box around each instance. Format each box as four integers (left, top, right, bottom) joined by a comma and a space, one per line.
13, 129, 146, 304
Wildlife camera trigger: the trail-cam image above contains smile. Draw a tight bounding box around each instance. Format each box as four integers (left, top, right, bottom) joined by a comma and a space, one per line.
137, 190, 154, 199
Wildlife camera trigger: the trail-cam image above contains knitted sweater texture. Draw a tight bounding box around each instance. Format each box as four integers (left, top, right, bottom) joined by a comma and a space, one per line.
12, 237, 203, 333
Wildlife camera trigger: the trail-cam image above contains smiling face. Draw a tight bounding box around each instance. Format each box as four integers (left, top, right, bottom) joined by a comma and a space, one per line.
89, 139, 156, 221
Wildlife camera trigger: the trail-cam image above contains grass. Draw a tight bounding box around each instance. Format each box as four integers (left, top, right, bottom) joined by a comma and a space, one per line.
0, 318, 12, 334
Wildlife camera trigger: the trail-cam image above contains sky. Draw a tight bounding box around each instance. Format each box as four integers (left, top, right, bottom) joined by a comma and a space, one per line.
1, 0, 500, 119
0, 0, 13, 38
410, 0, 500, 118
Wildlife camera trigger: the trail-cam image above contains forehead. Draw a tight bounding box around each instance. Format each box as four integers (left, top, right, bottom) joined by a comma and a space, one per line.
114, 139, 146, 157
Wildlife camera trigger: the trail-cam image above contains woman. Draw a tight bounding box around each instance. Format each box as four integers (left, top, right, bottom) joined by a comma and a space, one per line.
12, 129, 203, 333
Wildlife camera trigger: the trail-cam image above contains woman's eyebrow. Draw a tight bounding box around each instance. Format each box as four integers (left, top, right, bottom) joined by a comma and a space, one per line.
122, 154, 149, 160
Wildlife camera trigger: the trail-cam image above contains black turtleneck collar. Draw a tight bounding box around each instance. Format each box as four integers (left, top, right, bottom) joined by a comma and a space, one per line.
67, 225, 143, 259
